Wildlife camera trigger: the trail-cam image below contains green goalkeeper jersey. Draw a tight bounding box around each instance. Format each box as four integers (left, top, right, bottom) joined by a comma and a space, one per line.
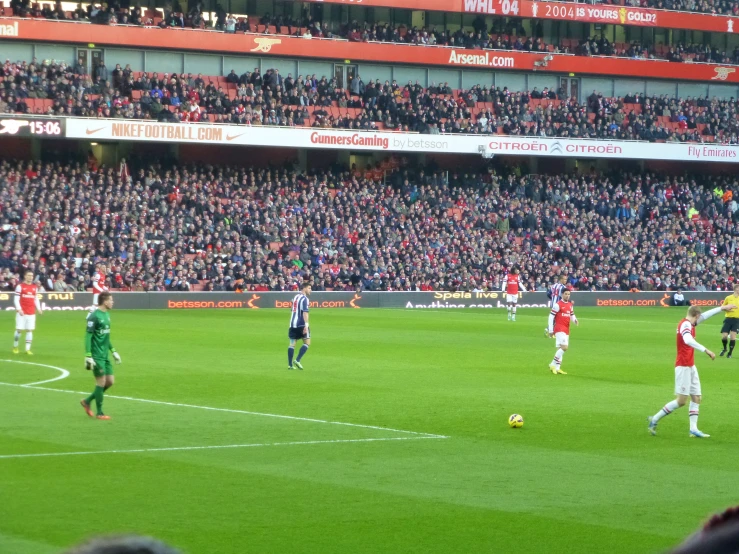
86, 309, 113, 359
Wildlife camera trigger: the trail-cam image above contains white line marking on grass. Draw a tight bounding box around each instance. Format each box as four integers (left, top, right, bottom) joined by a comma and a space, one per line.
0, 377, 449, 439
578, 318, 660, 324
0, 359, 70, 386
0, 436, 444, 460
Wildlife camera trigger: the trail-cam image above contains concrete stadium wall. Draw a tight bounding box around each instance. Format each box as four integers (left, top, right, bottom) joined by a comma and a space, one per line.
0, 291, 726, 311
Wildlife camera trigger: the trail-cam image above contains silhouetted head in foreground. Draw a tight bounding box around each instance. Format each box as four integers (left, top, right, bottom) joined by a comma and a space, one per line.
64, 535, 182, 554
670, 507, 739, 554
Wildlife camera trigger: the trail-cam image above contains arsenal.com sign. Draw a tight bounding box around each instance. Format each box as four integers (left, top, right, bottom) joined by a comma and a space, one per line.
0, 21, 19, 36
64, 118, 739, 163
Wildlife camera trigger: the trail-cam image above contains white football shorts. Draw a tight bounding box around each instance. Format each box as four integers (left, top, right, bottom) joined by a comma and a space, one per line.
15, 314, 36, 331
675, 365, 701, 396
555, 332, 569, 347
506, 294, 518, 303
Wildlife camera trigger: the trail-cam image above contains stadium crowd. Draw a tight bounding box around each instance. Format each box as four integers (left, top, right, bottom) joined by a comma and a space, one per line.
0, 158, 738, 294
591, 0, 738, 16
330, 21, 739, 67
2, 59, 739, 143
4, 1, 739, 66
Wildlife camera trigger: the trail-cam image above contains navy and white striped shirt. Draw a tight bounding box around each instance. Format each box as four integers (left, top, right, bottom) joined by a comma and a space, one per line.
289, 293, 310, 328
548, 283, 566, 307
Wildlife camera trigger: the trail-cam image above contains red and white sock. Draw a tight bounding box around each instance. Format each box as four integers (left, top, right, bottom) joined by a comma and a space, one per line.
653, 399, 681, 423
689, 401, 700, 431
551, 348, 564, 367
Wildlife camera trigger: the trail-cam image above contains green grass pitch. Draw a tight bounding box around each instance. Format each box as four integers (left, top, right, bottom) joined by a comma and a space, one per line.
1, 307, 738, 554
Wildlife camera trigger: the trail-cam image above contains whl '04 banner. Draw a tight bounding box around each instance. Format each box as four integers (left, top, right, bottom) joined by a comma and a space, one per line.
2, 17, 739, 83
303, 0, 737, 35
64, 119, 739, 164
0, 291, 727, 310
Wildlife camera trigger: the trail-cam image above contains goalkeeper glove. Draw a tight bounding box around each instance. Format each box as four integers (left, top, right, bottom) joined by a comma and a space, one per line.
112, 350, 122, 364
85, 356, 96, 371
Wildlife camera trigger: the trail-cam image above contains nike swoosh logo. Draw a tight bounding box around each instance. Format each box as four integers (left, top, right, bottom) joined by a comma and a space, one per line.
226, 133, 245, 141
86, 127, 105, 135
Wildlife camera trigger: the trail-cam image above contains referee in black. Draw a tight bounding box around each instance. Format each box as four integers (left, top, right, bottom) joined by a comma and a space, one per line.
720, 283, 739, 358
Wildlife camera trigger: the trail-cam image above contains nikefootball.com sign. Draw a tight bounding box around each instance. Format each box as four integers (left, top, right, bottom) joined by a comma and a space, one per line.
64, 119, 739, 163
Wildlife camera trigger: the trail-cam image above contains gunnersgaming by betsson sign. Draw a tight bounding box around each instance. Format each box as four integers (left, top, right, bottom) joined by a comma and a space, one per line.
65, 120, 739, 164
0, 291, 726, 310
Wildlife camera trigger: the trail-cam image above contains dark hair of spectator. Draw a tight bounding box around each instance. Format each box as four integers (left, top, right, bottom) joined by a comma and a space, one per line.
63, 535, 182, 554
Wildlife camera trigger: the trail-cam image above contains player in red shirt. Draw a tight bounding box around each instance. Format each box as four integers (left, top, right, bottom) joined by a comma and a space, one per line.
501, 268, 526, 322
13, 269, 42, 355
90, 264, 109, 314
647, 303, 735, 438
547, 290, 578, 375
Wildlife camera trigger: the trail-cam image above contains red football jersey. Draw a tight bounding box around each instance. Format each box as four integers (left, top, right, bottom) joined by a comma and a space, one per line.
676, 318, 696, 367
92, 271, 108, 294
504, 274, 521, 295
15, 283, 38, 315
551, 300, 575, 334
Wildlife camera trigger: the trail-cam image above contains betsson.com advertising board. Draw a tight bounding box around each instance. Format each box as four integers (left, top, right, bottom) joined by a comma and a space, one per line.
0, 291, 724, 311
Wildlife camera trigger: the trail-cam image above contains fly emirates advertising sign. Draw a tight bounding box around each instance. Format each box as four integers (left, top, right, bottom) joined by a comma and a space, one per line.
65, 119, 739, 163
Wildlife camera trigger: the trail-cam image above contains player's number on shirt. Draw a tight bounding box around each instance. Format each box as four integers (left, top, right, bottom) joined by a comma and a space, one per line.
500, 0, 519, 15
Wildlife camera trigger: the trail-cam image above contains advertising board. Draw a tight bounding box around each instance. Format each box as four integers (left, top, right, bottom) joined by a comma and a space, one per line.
0, 291, 724, 311
65, 120, 739, 163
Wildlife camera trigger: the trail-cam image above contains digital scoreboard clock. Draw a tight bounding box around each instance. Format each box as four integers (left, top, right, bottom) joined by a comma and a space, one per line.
0, 117, 65, 138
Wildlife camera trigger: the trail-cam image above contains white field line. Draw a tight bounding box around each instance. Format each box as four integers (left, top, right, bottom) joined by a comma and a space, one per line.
0, 359, 70, 385
0, 436, 443, 460
0, 360, 449, 439
577, 318, 660, 324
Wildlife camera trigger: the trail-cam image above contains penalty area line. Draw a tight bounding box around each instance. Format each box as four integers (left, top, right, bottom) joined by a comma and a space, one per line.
0, 436, 444, 460
0, 378, 449, 440
0, 359, 70, 386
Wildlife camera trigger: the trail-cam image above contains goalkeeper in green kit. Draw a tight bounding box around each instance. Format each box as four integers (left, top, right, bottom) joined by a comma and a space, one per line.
80, 292, 122, 420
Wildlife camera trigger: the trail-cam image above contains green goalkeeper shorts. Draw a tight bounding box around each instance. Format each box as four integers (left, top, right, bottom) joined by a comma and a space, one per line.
92, 358, 113, 378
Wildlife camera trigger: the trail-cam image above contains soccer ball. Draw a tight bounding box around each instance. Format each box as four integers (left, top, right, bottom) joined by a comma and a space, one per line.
508, 414, 524, 428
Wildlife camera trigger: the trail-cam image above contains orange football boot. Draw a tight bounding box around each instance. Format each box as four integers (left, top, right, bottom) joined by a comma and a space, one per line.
80, 399, 94, 418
